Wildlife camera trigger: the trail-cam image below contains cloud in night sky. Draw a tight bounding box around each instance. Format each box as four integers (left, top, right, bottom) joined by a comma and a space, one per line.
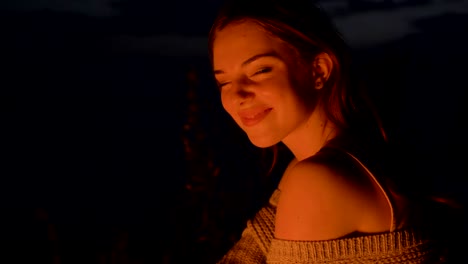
0, 0, 117, 16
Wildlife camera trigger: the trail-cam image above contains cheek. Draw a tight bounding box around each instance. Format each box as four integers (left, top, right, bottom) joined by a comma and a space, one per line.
220, 92, 234, 115
264, 78, 298, 102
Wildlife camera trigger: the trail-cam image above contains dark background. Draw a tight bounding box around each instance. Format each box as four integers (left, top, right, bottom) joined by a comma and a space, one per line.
1, 0, 467, 263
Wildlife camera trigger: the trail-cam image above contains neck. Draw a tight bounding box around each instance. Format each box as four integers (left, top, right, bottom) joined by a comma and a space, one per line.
282, 109, 338, 161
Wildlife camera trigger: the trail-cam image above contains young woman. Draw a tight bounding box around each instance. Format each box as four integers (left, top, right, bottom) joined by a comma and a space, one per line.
208, 0, 457, 262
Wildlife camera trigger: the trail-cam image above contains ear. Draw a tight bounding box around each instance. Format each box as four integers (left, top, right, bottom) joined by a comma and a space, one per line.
312, 52, 333, 90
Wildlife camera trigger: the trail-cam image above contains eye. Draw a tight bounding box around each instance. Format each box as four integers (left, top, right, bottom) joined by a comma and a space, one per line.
217, 82, 231, 90
254, 67, 272, 75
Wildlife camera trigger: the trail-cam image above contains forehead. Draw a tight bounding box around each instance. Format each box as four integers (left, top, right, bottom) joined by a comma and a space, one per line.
212, 20, 290, 68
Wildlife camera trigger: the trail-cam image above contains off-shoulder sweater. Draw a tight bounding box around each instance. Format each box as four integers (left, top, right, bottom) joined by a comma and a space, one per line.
216, 151, 446, 263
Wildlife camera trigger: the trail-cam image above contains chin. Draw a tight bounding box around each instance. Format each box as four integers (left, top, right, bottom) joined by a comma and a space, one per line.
247, 135, 279, 148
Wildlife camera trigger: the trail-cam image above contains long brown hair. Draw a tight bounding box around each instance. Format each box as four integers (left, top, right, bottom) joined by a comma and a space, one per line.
208, 0, 387, 173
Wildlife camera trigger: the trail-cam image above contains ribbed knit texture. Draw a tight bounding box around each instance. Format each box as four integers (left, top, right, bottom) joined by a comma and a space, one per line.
217, 204, 276, 263
217, 189, 443, 264
267, 229, 439, 263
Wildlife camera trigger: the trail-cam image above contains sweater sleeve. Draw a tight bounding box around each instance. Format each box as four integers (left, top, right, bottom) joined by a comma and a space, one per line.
217, 203, 277, 264
216, 221, 266, 264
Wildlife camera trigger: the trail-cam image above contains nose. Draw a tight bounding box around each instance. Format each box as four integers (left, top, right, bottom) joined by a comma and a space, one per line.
231, 79, 255, 105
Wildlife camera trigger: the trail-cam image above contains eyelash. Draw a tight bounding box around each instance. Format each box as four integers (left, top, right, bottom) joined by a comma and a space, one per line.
254, 67, 272, 75
217, 67, 273, 89
218, 82, 228, 89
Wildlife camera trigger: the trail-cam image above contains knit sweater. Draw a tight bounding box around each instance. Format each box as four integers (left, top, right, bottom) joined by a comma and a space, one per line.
217, 189, 444, 263
216, 148, 447, 263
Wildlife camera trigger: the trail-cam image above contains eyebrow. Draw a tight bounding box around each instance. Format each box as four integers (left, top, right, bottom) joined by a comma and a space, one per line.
214, 51, 281, 75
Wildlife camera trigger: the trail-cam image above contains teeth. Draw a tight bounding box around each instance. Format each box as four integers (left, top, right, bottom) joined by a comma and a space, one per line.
239, 108, 270, 120
246, 111, 262, 119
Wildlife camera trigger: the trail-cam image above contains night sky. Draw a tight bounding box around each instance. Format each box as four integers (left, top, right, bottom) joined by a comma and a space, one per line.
0, 0, 116, 16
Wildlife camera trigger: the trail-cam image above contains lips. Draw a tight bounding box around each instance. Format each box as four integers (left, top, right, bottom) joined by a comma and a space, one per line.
238, 107, 273, 127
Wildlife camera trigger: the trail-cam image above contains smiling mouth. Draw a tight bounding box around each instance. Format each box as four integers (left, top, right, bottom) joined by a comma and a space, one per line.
238, 108, 272, 127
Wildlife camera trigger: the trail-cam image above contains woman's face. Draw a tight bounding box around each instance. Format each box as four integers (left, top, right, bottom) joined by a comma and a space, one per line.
212, 20, 318, 148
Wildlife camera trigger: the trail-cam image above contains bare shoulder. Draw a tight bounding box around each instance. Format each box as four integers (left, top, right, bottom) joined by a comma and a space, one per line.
275, 151, 388, 241
277, 157, 299, 190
